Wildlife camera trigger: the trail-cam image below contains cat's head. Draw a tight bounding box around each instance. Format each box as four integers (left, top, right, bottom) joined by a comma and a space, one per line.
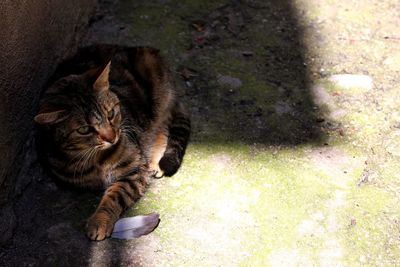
34, 62, 122, 152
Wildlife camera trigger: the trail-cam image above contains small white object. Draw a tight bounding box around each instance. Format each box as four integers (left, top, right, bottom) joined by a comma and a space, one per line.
328, 74, 373, 91
111, 212, 160, 240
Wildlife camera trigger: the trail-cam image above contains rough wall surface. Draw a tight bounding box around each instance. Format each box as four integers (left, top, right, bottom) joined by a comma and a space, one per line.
0, 0, 95, 244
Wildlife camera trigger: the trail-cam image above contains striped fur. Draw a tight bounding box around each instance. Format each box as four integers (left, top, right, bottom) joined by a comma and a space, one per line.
35, 45, 190, 240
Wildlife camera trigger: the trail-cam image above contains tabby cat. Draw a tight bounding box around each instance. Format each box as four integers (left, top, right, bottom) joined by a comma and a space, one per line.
34, 45, 190, 240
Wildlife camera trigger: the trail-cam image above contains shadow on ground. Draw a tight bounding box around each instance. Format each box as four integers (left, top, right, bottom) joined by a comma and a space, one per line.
87, 0, 326, 145
175, 0, 324, 145
1, 0, 330, 266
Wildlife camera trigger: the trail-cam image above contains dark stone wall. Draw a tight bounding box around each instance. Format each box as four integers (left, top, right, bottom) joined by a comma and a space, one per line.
0, 0, 95, 244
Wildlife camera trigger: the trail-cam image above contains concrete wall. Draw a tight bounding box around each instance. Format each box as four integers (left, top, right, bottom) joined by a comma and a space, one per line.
0, 0, 95, 244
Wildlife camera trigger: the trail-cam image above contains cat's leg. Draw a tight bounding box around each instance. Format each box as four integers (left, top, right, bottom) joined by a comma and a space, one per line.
149, 128, 168, 178
125, 47, 173, 116
86, 174, 149, 241
159, 102, 191, 176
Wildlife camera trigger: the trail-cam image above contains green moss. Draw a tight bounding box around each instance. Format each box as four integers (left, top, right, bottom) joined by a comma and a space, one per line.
339, 185, 400, 265
127, 144, 336, 264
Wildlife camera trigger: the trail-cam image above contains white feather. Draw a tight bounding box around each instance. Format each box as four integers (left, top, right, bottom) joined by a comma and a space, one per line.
111, 212, 160, 240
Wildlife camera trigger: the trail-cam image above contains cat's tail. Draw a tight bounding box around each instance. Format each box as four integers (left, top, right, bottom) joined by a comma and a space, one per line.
159, 102, 191, 176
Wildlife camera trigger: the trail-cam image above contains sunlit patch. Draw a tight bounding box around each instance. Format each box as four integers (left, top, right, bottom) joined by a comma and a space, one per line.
268, 249, 312, 267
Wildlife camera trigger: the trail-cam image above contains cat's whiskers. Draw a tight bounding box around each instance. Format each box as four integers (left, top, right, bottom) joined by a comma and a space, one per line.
68, 148, 91, 166
73, 148, 91, 170
73, 149, 90, 179
73, 147, 95, 179
78, 146, 100, 179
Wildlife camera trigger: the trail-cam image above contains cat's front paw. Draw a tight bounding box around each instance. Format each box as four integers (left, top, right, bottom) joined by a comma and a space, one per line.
149, 163, 164, 179
86, 212, 115, 241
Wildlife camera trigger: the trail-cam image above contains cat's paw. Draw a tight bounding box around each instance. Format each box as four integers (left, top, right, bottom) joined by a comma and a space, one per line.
159, 153, 181, 177
86, 212, 115, 241
149, 163, 164, 179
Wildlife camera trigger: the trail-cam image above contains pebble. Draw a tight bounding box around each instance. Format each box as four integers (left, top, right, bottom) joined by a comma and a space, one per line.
217, 75, 242, 88
328, 74, 373, 91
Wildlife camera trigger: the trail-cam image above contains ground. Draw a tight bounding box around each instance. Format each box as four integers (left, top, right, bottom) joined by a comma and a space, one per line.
2, 0, 400, 266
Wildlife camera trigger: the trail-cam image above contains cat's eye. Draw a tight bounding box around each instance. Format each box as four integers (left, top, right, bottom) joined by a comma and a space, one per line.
77, 126, 91, 135
108, 108, 115, 120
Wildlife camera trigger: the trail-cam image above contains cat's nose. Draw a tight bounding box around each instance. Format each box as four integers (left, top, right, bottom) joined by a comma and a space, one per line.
99, 127, 116, 143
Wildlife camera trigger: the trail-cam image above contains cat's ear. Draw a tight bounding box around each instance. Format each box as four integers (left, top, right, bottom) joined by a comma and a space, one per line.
92, 61, 111, 92
34, 109, 69, 125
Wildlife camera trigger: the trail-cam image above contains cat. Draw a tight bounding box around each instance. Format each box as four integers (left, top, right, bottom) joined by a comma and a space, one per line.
34, 45, 190, 240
